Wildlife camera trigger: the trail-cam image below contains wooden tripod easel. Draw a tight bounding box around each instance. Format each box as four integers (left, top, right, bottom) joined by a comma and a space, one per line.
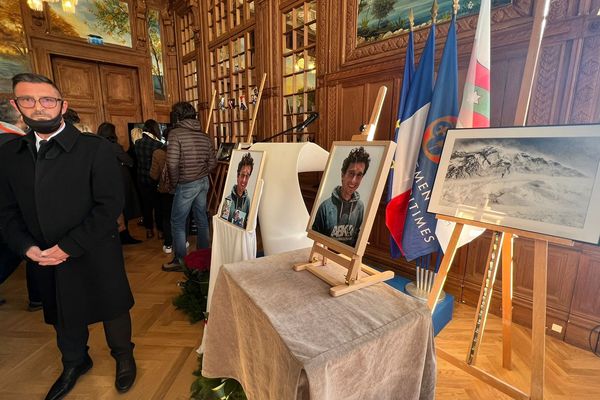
294, 87, 396, 297
427, 215, 573, 400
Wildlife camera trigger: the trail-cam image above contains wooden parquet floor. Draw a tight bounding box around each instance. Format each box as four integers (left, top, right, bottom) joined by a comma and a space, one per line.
1, 224, 600, 399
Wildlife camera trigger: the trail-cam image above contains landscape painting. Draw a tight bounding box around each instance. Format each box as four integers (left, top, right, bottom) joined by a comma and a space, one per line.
48, 0, 132, 47
428, 125, 600, 244
0, 0, 31, 93
356, 0, 512, 44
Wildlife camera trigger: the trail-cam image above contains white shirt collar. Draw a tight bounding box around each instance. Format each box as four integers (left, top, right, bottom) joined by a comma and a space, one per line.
35, 122, 66, 151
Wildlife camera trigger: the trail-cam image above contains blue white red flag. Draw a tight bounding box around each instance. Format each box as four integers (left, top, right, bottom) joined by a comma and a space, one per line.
385, 23, 435, 256
402, 13, 458, 261
387, 29, 415, 259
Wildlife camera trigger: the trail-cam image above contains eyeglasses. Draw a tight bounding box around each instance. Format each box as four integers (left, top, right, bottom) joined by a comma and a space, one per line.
14, 96, 63, 109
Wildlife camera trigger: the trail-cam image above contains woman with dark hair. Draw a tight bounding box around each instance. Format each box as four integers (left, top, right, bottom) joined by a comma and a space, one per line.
97, 122, 142, 244
134, 119, 164, 239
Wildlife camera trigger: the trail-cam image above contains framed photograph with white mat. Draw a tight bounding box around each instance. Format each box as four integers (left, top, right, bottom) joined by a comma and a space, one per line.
218, 149, 265, 231
428, 124, 600, 244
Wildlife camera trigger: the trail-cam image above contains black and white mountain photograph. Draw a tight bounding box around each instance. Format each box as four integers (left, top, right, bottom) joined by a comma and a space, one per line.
429, 126, 600, 243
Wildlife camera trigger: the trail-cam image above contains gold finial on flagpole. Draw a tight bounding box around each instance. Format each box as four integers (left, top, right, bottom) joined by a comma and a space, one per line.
453, 0, 460, 15
409, 8, 414, 31
431, 0, 439, 24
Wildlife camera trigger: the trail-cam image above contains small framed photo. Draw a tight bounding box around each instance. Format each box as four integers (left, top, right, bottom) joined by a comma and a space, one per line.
428, 124, 600, 244
307, 141, 395, 254
216, 142, 235, 161
218, 149, 265, 230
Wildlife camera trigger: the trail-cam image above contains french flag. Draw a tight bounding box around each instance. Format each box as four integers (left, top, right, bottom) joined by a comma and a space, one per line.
387, 28, 415, 259
385, 22, 436, 256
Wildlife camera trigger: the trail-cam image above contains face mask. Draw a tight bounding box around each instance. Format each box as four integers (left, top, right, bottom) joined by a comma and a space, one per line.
21, 113, 63, 134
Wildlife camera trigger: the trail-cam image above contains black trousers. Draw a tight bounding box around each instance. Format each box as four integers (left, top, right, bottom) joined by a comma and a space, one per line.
54, 311, 134, 367
138, 183, 162, 232
159, 193, 174, 246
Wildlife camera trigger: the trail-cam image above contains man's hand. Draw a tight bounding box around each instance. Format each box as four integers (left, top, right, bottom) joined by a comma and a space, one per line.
26, 245, 69, 266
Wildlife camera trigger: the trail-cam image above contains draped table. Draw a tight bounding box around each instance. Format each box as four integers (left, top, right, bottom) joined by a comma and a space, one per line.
202, 248, 436, 400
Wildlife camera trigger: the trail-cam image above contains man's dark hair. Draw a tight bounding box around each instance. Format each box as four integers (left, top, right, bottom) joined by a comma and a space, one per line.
63, 108, 81, 124
341, 147, 371, 175
12, 73, 62, 96
0, 98, 20, 125
143, 119, 161, 138
97, 122, 118, 143
171, 102, 198, 124
237, 152, 254, 175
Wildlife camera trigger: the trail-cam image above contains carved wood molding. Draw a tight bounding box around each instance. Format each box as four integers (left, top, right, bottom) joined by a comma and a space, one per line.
161, 8, 178, 54
342, 0, 533, 66
569, 35, 600, 123
528, 43, 562, 125
316, 0, 328, 75
135, 0, 148, 51
548, 0, 569, 21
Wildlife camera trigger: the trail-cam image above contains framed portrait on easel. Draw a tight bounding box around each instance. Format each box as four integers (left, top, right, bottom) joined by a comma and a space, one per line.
218, 149, 265, 231
307, 142, 392, 253
297, 140, 396, 296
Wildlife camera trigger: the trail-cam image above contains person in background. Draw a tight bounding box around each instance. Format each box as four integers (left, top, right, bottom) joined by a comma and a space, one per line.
149, 128, 175, 254
162, 102, 216, 272
0, 73, 136, 400
97, 122, 142, 245
0, 98, 42, 311
63, 107, 92, 133
134, 119, 164, 239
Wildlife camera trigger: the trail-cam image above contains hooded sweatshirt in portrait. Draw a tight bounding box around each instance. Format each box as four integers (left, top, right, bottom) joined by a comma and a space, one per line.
311, 185, 364, 247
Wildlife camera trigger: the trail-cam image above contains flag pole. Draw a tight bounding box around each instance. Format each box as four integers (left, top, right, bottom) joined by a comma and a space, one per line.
513, 0, 552, 126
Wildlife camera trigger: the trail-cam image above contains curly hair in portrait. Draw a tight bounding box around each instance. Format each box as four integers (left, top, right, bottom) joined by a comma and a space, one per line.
341, 146, 371, 175
237, 152, 254, 175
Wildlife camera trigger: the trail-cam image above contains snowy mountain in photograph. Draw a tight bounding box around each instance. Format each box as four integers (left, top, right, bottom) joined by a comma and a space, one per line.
440, 145, 594, 228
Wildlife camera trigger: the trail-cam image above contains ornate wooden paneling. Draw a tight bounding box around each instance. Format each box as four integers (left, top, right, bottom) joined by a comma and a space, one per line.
566, 249, 600, 348
51, 56, 104, 132
100, 64, 143, 147
17, 0, 175, 123
568, 35, 600, 123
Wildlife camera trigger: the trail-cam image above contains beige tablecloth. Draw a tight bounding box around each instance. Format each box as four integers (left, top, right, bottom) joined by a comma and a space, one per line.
202, 248, 436, 400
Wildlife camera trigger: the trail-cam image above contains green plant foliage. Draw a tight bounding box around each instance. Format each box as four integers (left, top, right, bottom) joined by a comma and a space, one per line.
172, 267, 210, 323
88, 0, 131, 44
192, 356, 247, 400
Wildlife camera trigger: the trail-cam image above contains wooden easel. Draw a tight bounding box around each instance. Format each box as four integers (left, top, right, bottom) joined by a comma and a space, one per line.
427, 215, 573, 400
295, 87, 395, 297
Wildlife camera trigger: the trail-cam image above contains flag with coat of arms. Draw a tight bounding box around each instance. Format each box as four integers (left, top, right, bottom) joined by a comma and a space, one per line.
401, 11, 459, 261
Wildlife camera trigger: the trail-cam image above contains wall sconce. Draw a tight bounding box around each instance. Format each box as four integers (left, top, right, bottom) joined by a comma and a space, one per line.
26, 0, 44, 12
27, 0, 65, 12
62, 0, 78, 14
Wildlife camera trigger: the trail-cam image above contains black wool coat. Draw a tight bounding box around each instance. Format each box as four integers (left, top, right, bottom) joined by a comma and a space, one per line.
0, 124, 134, 328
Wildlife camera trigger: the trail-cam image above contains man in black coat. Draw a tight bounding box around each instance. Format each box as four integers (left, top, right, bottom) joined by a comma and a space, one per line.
0, 73, 136, 400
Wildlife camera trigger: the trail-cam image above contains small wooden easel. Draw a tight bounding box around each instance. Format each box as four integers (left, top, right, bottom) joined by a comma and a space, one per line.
427, 215, 573, 400
294, 87, 396, 297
